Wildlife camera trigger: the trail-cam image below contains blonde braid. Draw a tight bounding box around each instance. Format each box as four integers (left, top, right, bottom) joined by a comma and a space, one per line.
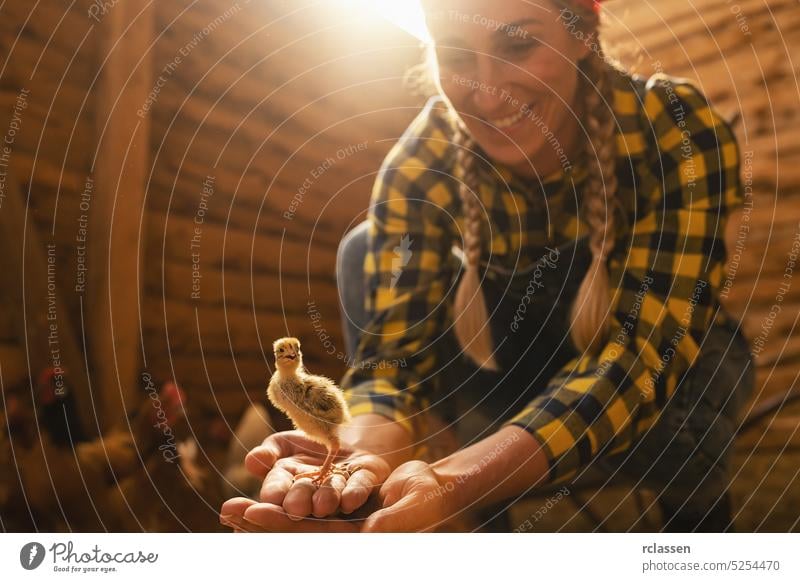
569, 49, 619, 355
452, 124, 500, 371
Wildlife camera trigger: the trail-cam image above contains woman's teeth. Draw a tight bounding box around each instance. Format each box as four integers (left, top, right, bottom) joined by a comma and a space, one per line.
489, 104, 533, 129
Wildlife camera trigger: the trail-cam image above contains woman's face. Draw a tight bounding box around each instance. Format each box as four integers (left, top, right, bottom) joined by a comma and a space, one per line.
423, 0, 591, 176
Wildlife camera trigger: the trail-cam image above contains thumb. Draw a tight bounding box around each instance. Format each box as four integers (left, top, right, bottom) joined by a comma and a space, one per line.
244, 433, 291, 477
361, 493, 429, 533
245, 430, 327, 477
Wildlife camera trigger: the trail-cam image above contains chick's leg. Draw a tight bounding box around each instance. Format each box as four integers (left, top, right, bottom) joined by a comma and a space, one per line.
293, 446, 337, 485
293, 438, 351, 485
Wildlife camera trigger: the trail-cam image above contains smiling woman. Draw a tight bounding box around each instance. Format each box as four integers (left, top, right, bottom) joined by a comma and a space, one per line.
222, 0, 753, 534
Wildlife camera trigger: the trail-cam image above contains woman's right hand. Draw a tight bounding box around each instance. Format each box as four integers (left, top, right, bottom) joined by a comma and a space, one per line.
240, 430, 392, 520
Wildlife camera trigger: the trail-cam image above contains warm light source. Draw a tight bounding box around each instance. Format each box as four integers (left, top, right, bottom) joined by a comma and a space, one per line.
336, 0, 430, 41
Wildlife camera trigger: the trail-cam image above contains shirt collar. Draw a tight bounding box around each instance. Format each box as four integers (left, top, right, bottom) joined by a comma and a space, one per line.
485, 152, 589, 204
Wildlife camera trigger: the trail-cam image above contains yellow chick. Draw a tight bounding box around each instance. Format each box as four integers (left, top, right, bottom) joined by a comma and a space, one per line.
267, 337, 353, 485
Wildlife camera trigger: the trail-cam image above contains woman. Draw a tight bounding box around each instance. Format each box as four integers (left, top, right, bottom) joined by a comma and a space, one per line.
220, 0, 753, 532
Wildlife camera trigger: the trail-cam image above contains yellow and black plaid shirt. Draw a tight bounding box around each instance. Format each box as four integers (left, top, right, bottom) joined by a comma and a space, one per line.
340, 68, 743, 483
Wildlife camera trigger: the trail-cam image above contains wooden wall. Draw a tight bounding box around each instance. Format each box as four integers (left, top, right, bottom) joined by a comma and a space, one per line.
0, 1, 101, 430
142, 1, 428, 420
0, 0, 424, 427
140, 1, 424, 420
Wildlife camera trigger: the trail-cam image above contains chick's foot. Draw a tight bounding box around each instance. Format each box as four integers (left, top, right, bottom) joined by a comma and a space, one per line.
293, 462, 359, 486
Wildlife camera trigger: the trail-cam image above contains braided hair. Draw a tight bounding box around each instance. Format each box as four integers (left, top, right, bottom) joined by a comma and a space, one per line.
448, 0, 621, 369
452, 123, 500, 370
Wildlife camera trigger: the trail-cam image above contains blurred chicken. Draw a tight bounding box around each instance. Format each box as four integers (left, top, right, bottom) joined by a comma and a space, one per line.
71, 380, 187, 488
34, 367, 89, 446
102, 436, 215, 532
2, 377, 189, 531
267, 337, 351, 485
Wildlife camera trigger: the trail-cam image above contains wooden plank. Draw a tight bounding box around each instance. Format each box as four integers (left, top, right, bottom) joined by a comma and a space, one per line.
0, 307, 17, 342
152, 257, 340, 312
148, 214, 339, 279
141, 297, 328, 355
0, 170, 96, 435
148, 157, 378, 233
88, 0, 154, 429
0, 342, 26, 390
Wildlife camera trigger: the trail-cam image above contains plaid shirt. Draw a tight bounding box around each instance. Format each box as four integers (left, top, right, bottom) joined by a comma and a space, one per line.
340, 68, 743, 483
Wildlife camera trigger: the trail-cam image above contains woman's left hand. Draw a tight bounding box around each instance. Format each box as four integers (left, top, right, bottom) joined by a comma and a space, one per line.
361, 460, 456, 532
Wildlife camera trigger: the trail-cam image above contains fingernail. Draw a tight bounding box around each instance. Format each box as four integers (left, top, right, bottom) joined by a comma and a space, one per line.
287, 512, 303, 522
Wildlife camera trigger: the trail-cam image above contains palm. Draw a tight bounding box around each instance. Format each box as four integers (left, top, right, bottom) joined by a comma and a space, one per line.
221, 430, 390, 528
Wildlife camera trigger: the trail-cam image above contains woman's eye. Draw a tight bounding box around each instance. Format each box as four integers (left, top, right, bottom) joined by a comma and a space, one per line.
503, 41, 540, 57
436, 47, 475, 71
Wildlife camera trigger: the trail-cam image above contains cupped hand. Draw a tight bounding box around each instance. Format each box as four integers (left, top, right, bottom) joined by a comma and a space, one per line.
219, 459, 453, 533
361, 460, 453, 532
223, 430, 391, 525
219, 497, 360, 533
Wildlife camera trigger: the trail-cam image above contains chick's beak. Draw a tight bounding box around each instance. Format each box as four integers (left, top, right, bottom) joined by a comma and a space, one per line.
275, 347, 298, 363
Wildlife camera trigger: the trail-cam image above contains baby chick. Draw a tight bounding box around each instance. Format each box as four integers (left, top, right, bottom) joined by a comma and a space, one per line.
267, 337, 353, 486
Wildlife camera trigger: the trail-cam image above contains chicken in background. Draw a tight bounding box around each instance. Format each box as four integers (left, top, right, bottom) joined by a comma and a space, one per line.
101, 434, 219, 532
34, 367, 88, 447
0, 376, 214, 531
267, 337, 353, 485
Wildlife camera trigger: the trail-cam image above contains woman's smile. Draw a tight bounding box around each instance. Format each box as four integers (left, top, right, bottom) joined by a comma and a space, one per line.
478, 100, 537, 136
424, 0, 591, 177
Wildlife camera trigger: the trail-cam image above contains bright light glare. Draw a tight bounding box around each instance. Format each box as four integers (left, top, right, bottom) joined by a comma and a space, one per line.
337, 0, 430, 41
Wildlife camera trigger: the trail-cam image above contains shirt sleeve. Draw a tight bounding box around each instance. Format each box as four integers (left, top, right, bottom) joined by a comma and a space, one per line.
503, 75, 744, 483
339, 99, 459, 440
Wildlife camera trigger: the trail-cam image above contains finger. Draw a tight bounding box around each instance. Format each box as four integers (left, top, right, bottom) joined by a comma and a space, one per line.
220, 496, 257, 518
245, 432, 295, 477
259, 459, 317, 504
340, 469, 380, 514
362, 493, 430, 533
259, 466, 294, 505
378, 477, 405, 509
282, 478, 317, 520
243, 502, 360, 533
220, 497, 264, 533
311, 473, 346, 518
244, 431, 326, 477
222, 514, 266, 533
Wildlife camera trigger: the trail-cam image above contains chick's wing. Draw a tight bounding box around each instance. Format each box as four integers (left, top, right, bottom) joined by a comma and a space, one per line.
304, 378, 348, 424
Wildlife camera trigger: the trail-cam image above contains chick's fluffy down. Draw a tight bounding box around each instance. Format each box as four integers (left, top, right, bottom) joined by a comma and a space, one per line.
269, 373, 351, 445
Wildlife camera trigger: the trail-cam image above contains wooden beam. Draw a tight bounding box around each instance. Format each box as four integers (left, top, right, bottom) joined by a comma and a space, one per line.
89, 1, 154, 428
0, 170, 97, 436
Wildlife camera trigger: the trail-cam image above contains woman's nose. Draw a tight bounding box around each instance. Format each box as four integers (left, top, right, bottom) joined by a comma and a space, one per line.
471, 56, 510, 112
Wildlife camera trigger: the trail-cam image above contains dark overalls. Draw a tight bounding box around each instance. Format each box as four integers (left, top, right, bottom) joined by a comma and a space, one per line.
337, 221, 754, 532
